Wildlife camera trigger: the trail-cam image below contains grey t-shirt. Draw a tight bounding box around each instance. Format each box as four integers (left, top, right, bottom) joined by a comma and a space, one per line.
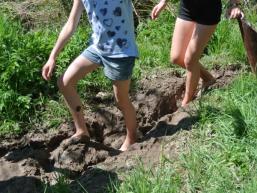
82, 0, 139, 58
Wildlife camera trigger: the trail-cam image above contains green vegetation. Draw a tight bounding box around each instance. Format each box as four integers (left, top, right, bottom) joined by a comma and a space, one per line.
182, 74, 257, 192
0, 12, 107, 136
204, 18, 246, 66
0, 14, 56, 134
109, 73, 257, 193
109, 159, 182, 193
43, 174, 72, 193
1, 0, 251, 136
136, 12, 174, 69
1, 0, 257, 192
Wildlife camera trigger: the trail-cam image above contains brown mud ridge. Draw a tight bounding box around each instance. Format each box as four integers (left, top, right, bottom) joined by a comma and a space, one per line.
0, 65, 241, 193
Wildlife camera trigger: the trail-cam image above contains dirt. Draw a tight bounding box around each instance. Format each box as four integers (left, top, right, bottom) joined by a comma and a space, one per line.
0, 65, 241, 193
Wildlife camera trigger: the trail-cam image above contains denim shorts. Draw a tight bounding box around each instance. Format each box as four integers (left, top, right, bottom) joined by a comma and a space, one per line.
81, 46, 136, 80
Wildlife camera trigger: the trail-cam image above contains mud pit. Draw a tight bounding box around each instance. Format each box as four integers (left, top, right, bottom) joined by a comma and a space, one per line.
0, 66, 240, 193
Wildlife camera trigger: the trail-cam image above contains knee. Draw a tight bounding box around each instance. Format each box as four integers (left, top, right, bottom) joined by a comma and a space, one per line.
184, 54, 197, 70
170, 54, 183, 66
57, 76, 70, 93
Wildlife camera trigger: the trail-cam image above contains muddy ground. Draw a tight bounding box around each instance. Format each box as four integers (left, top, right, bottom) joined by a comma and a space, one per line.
0, 65, 241, 193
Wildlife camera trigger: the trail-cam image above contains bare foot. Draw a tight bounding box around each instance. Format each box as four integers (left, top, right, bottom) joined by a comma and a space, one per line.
181, 101, 189, 108
119, 136, 136, 151
61, 131, 90, 148
72, 130, 90, 139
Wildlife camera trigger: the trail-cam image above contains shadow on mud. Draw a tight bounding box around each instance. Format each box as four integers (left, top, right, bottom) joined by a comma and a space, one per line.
68, 167, 119, 193
0, 176, 43, 193
0, 167, 119, 193
142, 115, 198, 141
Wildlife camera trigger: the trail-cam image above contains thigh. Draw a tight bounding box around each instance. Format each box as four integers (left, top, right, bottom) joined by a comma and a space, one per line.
171, 18, 195, 61
185, 23, 217, 62
61, 55, 99, 86
112, 79, 131, 103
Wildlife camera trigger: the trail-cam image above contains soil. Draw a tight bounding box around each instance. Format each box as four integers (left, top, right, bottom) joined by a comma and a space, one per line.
0, 65, 241, 193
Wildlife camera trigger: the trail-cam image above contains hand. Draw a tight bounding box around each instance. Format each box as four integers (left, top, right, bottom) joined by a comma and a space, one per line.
227, 7, 244, 19
151, 0, 167, 20
42, 58, 56, 81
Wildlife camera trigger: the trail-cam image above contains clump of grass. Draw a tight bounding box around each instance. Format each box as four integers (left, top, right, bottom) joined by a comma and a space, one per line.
43, 173, 72, 193
0, 13, 105, 135
184, 73, 257, 192
136, 12, 175, 71
227, 106, 248, 138
109, 158, 182, 193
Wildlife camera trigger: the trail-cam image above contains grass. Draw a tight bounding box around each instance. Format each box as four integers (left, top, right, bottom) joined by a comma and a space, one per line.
108, 73, 257, 193
1, 0, 251, 136
109, 161, 182, 193
1, 1, 257, 192
136, 12, 174, 69
0, 13, 108, 136
43, 174, 73, 193
181, 73, 257, 192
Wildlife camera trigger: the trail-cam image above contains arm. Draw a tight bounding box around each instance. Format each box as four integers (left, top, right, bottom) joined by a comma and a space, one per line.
42, 0, 84, 81
227, 0, 244, 19
151, 0, 167, 20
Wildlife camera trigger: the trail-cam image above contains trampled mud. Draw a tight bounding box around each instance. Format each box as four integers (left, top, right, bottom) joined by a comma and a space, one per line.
0, 66, 240, 193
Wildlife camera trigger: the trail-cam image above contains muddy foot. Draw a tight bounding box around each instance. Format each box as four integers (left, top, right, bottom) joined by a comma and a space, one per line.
119, 137, 137, 152
61, 135, 90, 149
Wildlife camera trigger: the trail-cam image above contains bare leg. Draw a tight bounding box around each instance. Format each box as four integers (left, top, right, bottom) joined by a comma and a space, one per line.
182, 23, 217, 106
171, 18, 215, 84
57, 56, 99, 138
113, 79, 137, 151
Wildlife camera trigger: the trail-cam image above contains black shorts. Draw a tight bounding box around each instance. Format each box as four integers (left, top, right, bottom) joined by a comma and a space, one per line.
178, 0, 222, 25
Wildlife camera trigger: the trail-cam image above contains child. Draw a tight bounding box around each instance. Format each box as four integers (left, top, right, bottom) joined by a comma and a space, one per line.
42, 0, 138, 151
151, 0, 243, 107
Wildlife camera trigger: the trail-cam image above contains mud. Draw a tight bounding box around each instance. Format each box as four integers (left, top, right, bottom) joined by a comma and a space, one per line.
0, 66, 240, 193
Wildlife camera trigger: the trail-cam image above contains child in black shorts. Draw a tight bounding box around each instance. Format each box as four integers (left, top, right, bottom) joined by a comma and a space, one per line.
151, 0, 243, 107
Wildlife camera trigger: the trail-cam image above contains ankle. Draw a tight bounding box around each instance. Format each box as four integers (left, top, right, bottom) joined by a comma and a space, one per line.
75, 129, 90, 136
181, 97, 191, 107
126, 133, 137, 143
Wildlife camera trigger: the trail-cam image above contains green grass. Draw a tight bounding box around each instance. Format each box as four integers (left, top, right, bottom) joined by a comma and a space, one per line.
108, 73, 257, 193
0, 1, 257, 193
136, 12, 174, 70
109, 160, 182, 193
43, 174, 73, 193
201, 17, 247, 68
0, 13, 109, 136
1, 2, 257, 192
182, 73, 257, 192
1, 1, 253, 136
